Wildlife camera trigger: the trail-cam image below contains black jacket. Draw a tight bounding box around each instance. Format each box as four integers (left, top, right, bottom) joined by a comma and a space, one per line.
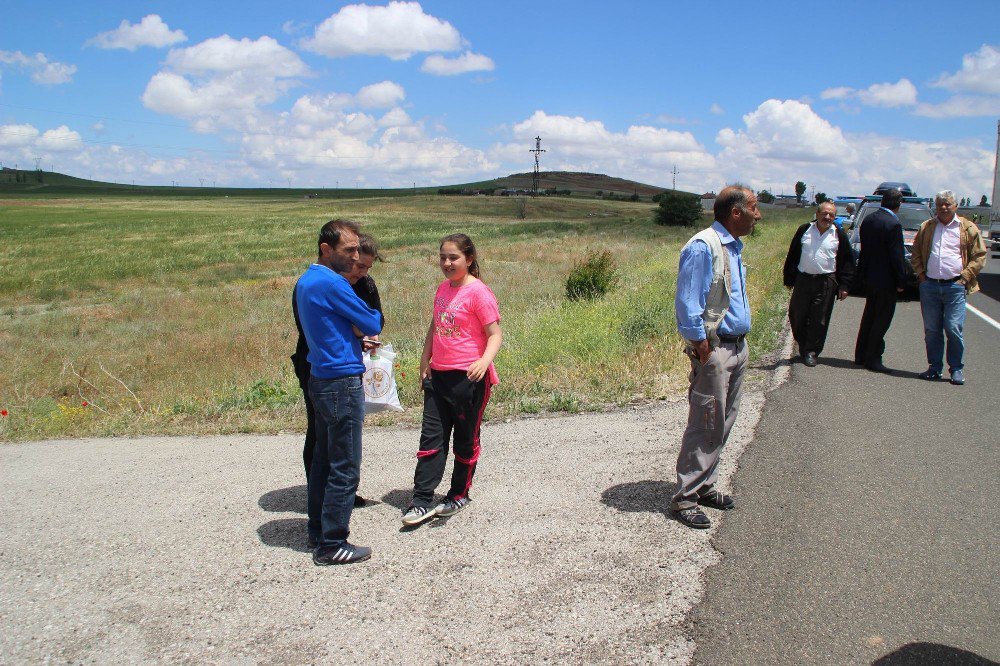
782, 221, 856, 291
857, 208, 906, 291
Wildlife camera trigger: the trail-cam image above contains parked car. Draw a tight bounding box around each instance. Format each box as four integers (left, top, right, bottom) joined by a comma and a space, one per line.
848, 195, 932, 298
834, 196, 863, 230
874, 181, 916, 197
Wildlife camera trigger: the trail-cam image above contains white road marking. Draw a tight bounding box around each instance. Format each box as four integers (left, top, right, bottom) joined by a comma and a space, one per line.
967, 303, 1000, 332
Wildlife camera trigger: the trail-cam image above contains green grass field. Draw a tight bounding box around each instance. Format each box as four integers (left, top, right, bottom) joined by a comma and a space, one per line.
0, 194, 809, 441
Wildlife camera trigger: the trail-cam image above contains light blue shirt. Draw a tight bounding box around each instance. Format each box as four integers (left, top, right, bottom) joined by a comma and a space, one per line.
881, 206, 899, 221
675, 221, 751, 341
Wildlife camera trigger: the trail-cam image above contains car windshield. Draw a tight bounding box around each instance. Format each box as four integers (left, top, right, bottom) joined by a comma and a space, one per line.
897, 206, 931, 231
856, 205, 929, 232
835, 202, 854, 216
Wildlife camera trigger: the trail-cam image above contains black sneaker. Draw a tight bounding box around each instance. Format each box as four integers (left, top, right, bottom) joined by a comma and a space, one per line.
312, 542, 372, 566
697, 490, 735, 510
673, 507, 711, 529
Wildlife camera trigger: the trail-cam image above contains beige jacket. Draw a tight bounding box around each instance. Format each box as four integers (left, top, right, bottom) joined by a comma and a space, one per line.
910, 215, 986, 294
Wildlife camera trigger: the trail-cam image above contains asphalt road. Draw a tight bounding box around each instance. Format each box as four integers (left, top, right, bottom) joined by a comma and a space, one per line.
692, 254, 1000, 665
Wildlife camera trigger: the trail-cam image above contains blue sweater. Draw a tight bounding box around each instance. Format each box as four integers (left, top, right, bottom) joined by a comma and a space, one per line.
294, 264, 384, 379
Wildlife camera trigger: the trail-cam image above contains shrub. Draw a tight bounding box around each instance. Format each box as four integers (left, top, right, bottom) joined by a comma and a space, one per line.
654, 191, 702, 227
565, 250, 619, 301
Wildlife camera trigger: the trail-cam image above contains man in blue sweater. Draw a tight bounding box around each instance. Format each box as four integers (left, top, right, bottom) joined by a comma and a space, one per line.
295, 219, 384, 565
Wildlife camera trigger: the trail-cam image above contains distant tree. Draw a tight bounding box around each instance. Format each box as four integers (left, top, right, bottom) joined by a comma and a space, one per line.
629, 193, 640, 202
980, 195, 989, 207
757, 189, 775, 204
595, 190, 603, 197
795, 181, 807, 203
814, 192, 828, 204
654, 191, 702, 227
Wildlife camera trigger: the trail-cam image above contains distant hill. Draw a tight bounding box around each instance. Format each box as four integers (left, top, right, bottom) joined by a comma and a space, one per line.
0, 168, 682, 199
453, 171, 673, 197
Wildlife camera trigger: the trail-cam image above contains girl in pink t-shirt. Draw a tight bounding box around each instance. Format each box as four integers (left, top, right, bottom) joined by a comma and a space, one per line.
401, 234, 503, 526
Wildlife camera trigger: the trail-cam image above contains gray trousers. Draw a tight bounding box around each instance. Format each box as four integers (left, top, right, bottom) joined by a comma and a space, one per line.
671, 339, 748, 510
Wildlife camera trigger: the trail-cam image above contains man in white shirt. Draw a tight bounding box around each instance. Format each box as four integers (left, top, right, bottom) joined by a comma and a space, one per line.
910, 190, 987, 385
782, 201, 856, 366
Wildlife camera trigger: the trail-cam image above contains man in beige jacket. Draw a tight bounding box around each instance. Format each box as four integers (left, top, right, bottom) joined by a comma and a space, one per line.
909, 190, 987, 385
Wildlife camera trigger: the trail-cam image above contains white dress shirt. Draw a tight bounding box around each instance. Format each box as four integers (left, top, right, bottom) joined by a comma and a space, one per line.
927, 217, 963, 279
797, 223, 839, 275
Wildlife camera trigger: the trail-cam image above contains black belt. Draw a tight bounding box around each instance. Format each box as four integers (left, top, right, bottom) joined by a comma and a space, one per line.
927, 276, 960, 283
717, 333, 746, 344
800, 272, 834, 279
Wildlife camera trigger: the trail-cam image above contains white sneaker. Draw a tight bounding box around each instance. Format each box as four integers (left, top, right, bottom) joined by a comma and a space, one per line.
435, 496, 471, 517
401, 505, 437, 526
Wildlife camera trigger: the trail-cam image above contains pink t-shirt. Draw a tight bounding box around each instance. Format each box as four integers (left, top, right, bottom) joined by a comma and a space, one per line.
429, 279, 501, 385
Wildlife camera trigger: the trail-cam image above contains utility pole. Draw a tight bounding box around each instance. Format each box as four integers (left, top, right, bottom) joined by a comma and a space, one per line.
529, 136, 545, 196
671, 165, 679, 190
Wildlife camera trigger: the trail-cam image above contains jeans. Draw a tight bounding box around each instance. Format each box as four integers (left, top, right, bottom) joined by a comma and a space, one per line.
919, 280, 966, 374
307, 374, 364, 552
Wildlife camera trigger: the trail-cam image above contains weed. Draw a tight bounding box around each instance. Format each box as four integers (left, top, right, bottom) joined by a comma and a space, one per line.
565, 250, 619, 301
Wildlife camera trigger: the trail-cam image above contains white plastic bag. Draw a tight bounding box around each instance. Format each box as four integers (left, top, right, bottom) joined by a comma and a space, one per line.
362, 343, 404, 414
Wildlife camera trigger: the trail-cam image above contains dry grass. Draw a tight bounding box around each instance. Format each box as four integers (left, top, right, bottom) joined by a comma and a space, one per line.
0, 195, 808, 441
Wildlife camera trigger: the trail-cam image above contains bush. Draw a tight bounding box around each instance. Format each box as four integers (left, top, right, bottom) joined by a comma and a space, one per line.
654, 192, 702, 227
565, 250, 619, 301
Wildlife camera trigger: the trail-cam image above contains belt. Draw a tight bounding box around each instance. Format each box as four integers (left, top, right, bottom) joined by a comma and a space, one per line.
927, 276, 960, 283
717, 333, 746, 344
801, 271, 834, 278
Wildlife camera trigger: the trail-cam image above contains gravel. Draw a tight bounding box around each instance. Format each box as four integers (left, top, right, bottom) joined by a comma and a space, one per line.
0, 343, 789, 664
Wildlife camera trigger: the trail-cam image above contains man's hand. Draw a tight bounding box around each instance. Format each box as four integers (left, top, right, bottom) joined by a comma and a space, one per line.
837, 289, 848, 301
692, 338, 711, 363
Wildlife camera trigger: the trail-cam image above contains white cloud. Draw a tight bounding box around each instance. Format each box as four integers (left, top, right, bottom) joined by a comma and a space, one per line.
858, 79, 917, 107
355, 80, 406, 108
301, 1, 462, 60
492, 111, 714, 189
708, 99, 992, 201
716, 99, 853, 163
142, 36, 309, 131
87, 15, 187, 51
0, 50, 76, 85
931, 44, 1000, 94
378, 107, 412, 127
710, 103, 725, 115
421, 51, 495, 76
820, 87, 853, 100
165, 35, 308, 77
913, 95, 1000, 118
0, 123, 40, 147
38, 126, 83, 152
820, 78, 917, 108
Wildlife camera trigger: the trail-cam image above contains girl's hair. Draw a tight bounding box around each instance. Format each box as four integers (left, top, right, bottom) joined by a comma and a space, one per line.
440, 233, 480, 279
358, 233, 385, 262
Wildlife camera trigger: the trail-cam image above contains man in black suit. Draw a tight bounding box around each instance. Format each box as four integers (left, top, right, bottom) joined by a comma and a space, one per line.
854, 188, 906, 373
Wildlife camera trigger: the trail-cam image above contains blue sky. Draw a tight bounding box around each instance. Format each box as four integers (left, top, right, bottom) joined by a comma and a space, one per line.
2, 0, 999, 201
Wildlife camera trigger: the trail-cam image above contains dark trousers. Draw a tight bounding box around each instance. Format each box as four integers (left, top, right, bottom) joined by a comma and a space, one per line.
788, 273, 838, 355
854, 286, 897, 366
411, 370, 491, 507
307, 374, 364, 552
300, 382, 316, 480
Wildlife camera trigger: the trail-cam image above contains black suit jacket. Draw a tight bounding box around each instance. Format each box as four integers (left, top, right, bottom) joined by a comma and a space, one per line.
782, 222, 856, 291
857, 208, 906, 291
